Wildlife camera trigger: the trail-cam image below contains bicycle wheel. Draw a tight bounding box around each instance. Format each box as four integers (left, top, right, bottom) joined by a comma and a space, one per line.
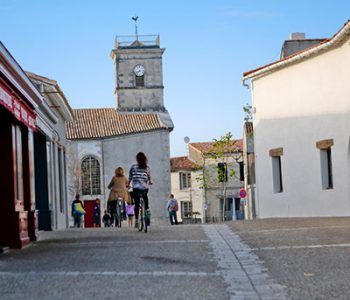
144, 212, 147, 233
118, 204, 122, 228
138, 210, 144, 231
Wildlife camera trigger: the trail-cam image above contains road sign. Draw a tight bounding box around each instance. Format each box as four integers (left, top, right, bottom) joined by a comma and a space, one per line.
203, 204, 208, 210
239, 188, 247, 198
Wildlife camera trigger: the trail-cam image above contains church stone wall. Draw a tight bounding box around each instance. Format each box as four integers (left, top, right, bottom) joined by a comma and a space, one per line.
103, 129, 171, 224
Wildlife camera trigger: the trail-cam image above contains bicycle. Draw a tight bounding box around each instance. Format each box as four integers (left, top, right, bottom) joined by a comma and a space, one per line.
137, 191, 150, 233
115, 198, 124, 228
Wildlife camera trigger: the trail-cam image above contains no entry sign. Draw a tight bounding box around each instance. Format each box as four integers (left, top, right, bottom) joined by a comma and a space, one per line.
239, 188, 247, 198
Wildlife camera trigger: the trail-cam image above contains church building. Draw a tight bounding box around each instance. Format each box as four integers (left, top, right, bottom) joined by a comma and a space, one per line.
65, 34, 174, 225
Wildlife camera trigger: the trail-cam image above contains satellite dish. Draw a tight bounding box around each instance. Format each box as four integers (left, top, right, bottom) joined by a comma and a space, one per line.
184, 136, 190, 144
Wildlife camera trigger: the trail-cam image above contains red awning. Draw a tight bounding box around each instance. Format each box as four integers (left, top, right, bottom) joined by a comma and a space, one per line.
0, 82, 36, 131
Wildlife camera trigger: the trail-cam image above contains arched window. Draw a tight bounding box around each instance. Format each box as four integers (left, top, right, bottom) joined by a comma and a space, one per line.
81, 156, 101, 195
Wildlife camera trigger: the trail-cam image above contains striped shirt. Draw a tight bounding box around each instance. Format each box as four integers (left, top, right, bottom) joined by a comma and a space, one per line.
129, 164, 151, 190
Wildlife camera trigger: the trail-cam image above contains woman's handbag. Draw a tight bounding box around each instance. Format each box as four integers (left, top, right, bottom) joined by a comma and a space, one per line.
74, 202, 86, 215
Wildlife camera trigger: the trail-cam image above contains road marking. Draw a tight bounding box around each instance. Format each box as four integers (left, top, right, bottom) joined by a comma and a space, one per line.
204, 224, 288, 300
252, 242, 350, 251
241, 224, 350, 234
40, 239, 209, 247
0, 271, 221, 277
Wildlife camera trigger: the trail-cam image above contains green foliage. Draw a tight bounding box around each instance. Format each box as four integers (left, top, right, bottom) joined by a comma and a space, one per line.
243, 103, 252, 122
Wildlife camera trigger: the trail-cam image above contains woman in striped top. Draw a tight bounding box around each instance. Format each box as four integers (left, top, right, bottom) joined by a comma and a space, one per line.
129, 152, 152, 227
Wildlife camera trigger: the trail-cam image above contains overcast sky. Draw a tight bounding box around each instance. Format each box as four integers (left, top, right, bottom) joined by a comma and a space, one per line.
1, 0, 350, 156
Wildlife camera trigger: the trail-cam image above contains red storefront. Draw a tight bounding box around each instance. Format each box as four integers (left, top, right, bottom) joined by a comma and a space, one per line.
0, 42, 42, 248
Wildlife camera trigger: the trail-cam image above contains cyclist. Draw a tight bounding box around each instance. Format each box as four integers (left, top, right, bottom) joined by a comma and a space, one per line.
129, 152, 152, 228
107, 167, 129, 226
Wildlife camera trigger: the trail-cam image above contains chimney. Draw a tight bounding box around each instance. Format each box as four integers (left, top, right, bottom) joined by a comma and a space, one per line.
289, 32, 306, 40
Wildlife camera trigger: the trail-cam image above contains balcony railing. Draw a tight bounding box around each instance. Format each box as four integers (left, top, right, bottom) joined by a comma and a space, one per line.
114, 35, 160, 48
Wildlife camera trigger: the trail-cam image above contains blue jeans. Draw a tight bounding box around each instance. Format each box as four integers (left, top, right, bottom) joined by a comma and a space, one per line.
168, 211, 178, 225
74, 213, 82, 228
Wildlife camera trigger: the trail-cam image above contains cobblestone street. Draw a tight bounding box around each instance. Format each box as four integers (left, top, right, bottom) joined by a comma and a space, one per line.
1, 218, 350, 299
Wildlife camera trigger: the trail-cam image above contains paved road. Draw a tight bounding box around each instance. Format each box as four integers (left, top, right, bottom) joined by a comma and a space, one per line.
228, 217, 350, 300
0, 223, 286, 300
2, 218, 349, 300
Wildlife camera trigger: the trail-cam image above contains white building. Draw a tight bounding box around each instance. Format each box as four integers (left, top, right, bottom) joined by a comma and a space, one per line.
170, 156, 202, 224
242, 20, 350, 218
66, 35, 174, 225
27, 72, 74, 230
170, 141, 244, 223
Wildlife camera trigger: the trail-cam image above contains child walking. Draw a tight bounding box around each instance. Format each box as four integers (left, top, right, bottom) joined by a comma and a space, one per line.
126, 202, 135, 227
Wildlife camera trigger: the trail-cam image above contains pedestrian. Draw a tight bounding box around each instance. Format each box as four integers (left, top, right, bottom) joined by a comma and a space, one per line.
126, 202, 135, 227
71, 194, 85, 228
107, 167, 129, 226
129, 152, 152, 228
102, 210, 111, 227
93, 198, 101, 227
167, 194, 179, 225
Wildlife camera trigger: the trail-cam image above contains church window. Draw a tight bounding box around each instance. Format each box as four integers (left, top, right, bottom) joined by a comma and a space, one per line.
135, 74, 144, 87
81, 156, 101, 195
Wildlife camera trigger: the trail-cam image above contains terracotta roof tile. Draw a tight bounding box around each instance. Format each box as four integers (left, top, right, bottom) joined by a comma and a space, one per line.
189, 140, 243, 154
170, 156, 200, 172
65, 108, 169, 139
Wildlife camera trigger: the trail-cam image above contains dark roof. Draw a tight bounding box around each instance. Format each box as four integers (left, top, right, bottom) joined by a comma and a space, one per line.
280, 39, 326, 59
65, 109, 169, 139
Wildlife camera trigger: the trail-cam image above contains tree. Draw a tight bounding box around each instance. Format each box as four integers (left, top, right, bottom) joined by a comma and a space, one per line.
243, 103, 252, 122
210, 132, 239, 222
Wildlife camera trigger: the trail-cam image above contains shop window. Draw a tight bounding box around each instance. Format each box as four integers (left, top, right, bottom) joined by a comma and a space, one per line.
81, 156, 101, 195
13, 125, 23, 201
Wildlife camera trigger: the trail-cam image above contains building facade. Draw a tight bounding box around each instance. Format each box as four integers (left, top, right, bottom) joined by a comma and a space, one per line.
170, 156, 202, 224
243, 20, 350, 218
27, 72, 74, 230
0, 42, 43, 248
66, 35, 174, 225
170, 141, 244, 223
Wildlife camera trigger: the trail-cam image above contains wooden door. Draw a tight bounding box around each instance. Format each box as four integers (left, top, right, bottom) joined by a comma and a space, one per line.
84, 200, 95, 228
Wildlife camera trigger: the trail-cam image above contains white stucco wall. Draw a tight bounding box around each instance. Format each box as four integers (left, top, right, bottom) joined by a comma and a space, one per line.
170, 170, 204, 223
251, 38, 350, 218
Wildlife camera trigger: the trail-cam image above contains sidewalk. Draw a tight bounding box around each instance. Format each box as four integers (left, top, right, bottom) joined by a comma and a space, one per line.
227, 217, 350, 299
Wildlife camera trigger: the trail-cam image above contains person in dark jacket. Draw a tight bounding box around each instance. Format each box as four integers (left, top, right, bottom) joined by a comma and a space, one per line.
71, 194, 85, 228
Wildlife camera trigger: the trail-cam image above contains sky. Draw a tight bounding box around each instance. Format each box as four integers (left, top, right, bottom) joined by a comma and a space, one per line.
1, 0, 350, 157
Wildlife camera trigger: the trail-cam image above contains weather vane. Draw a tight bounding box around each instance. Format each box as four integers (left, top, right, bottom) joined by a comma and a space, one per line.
132, 16, 139, 40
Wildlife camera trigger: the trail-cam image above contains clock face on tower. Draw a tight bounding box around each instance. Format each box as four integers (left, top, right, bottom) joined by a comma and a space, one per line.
133, 64, 145, 76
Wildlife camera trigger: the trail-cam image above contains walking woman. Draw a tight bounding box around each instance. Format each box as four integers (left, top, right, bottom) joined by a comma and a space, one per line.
129, 152, 152, 227
107, 167, 129, 226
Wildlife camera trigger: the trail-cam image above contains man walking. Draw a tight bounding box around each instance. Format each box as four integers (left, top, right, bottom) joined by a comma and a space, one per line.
167, 194, 179, 225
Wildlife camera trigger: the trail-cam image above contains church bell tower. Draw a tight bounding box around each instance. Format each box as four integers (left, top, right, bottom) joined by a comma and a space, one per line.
110, 32, 166, 112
